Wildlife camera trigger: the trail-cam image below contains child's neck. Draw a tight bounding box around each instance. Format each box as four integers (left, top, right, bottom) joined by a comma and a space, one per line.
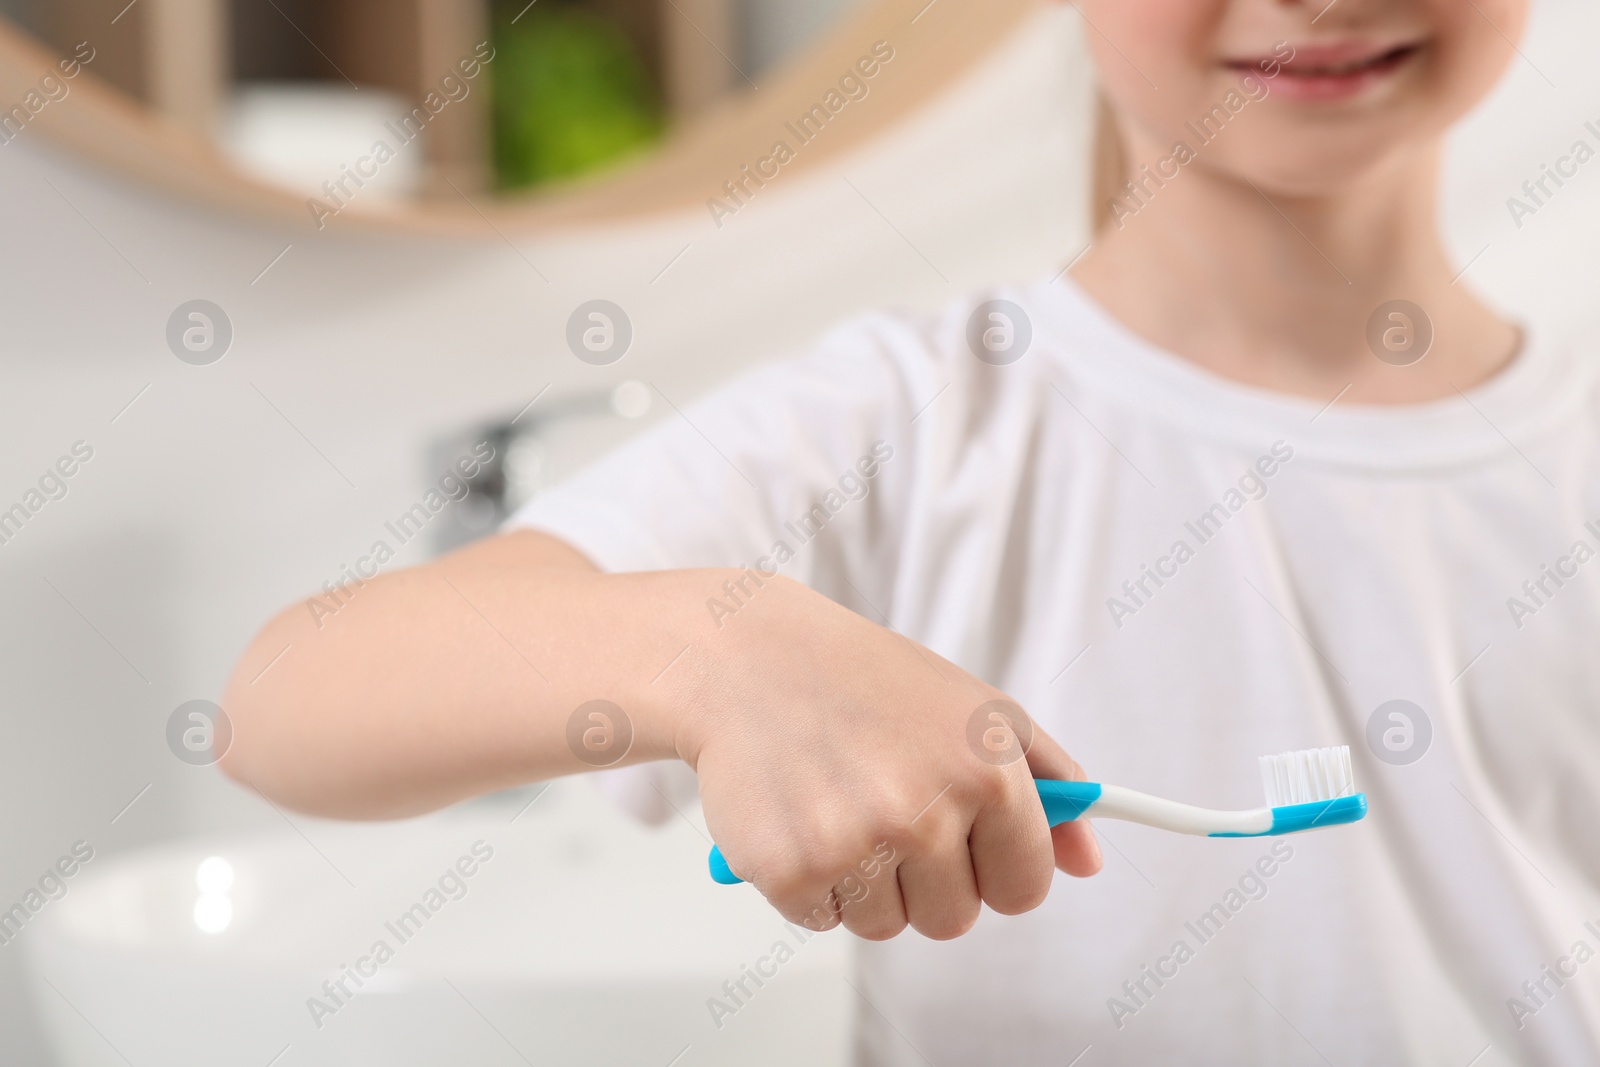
1070, 142, 1521, 406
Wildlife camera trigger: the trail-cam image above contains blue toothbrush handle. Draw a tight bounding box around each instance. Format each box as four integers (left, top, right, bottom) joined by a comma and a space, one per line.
1035, 779, 1103, 825
708, 844, 741, 885
706, 779, 1101, 884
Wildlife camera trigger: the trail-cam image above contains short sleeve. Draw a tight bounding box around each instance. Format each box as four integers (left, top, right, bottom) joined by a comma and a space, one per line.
506, 312, 933, 617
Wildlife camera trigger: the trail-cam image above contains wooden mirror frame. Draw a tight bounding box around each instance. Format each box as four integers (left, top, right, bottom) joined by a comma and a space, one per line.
0, 0, 1038, 234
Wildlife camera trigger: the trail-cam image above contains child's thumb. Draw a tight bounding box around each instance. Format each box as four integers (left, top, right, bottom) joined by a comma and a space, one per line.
1023, 722, 1104, 878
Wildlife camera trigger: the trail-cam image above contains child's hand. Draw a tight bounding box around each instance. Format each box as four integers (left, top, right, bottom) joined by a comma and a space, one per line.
671, 575, 1102, 940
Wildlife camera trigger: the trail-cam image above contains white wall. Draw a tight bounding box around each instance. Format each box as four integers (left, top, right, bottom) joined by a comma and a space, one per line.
1, 0, 1598, 1061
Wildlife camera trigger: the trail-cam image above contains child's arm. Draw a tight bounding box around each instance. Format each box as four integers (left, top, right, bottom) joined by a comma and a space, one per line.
221, 529, 1101, 939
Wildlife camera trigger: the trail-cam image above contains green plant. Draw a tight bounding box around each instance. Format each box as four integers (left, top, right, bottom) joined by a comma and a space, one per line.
490, 5, 663, 189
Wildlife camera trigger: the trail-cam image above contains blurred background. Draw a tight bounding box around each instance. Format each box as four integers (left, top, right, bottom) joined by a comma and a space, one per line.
0, 0, 1596, 1063
0, 0, 863, 194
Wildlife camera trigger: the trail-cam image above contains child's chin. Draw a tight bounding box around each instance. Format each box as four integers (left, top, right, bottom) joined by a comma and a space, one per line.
1223, 137, 1417, 197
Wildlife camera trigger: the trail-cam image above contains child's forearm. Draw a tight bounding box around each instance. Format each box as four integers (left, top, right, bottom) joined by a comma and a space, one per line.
219, 531, 721, 818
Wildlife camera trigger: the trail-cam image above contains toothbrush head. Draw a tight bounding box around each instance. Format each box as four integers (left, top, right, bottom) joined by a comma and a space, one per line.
1259, 744, 1356, 807
1246, 745, 1367, 835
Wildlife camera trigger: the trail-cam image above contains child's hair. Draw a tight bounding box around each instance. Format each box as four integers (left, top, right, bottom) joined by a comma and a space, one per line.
1089, 90, 1126, 235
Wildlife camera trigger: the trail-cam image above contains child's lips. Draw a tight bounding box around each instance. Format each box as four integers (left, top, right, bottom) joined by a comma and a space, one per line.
1222, 40, 1426, 102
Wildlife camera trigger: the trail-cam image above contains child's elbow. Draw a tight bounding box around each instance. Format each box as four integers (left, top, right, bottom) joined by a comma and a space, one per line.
215, 668, 347, 817
215, 647, 291, 804
214, 610, 325, 813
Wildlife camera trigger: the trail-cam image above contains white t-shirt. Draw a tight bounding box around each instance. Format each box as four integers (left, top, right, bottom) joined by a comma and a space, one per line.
509, 275, 1600, 1066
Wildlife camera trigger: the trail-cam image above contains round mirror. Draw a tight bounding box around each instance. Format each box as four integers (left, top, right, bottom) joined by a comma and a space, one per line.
0, 0, 1034, 231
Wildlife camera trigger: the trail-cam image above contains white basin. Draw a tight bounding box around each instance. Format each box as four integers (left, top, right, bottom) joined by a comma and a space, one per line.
24, 780, 852, 1066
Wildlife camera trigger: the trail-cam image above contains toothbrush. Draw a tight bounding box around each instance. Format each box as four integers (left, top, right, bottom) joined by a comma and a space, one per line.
707, 745, 1367, 885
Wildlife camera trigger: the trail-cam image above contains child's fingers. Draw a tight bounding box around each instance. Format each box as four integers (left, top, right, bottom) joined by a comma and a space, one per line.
968, 762, 1056, 915
896, 816, 983, 940
835, 865, 908, 941
749, 850, 850, 933
1051, 820, 1104, 877
1021, 720, 1105, 877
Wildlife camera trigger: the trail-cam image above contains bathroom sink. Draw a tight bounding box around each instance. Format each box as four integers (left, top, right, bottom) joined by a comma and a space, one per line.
24, 780, 851, 1066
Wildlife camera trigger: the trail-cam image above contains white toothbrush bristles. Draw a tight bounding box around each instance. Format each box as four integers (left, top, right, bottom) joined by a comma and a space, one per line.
1259, 746, 1355, 807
